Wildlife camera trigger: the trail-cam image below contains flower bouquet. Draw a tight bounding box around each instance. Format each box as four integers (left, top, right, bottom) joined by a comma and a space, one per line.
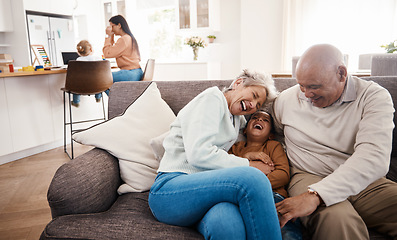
185, 36, 207, 60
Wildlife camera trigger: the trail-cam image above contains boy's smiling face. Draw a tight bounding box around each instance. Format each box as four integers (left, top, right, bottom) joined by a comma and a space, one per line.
245, 111, 273, 142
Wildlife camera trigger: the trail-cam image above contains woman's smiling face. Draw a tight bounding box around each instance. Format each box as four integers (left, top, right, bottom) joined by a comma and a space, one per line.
226, 79, 268, 116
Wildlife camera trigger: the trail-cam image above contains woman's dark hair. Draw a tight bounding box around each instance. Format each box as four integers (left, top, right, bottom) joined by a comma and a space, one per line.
109, 15, 140, 58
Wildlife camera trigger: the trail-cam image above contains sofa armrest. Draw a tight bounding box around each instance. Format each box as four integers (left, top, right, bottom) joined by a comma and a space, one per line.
47, 148, 121, 218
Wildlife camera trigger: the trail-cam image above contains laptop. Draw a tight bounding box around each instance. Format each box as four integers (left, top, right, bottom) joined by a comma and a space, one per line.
62, 52, 79, 65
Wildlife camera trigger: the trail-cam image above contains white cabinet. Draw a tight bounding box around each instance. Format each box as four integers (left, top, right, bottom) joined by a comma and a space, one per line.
23, 0, 74, 15
5, 75, 56, 152
23, 0, 51, 14
178, 0, 220, 31
0, 0, 13, 32
0, 72, 109, 164
0, 78, 13, 156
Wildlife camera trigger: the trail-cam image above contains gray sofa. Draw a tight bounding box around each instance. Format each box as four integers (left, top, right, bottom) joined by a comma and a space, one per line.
40, 77, 396, 240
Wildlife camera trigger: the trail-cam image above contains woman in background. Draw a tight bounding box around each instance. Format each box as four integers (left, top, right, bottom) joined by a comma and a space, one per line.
103, 15, 142, 95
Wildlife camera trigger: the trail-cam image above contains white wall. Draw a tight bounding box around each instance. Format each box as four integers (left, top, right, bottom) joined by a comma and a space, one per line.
218, 0, 242, 79
23, 0, 74, 15
5, 0, 31, 66
240, 0, 284, 74
73, 0, 105, 57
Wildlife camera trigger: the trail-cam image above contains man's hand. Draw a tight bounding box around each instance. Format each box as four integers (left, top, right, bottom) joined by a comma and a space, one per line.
275, 191, 322, 227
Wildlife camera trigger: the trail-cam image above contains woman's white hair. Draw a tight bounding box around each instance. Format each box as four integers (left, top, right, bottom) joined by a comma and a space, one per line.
224, 69, 278, 106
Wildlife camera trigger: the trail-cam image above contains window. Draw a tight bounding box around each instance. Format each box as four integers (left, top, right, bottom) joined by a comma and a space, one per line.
196, 0, 209, 28
103, 2, 112, 26
179, 0, 190, 29
282, 0, 397, 72
128, 0, 215, 61
103, 0, 126, 26
117, 1, 126, 16
179, 0, 209, 29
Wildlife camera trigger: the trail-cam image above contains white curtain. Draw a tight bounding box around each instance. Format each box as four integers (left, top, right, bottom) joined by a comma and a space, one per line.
282, 0, 397, 72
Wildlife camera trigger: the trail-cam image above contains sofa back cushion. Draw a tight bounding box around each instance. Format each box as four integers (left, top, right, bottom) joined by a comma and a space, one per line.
108, 79, 300, 119
109, 80, 233, 118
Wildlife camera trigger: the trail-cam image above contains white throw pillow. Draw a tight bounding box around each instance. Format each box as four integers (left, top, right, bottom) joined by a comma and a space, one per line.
73, 82, 176, 194
149, 131, 169, 162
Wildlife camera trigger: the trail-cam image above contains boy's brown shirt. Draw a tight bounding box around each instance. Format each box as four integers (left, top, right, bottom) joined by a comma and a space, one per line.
229, 140, 290, 198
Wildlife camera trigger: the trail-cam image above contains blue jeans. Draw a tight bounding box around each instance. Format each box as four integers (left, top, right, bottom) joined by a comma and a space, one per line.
105, 68, 143, 95
273, 192, 303, 240
72, 93, 102, 104
149, 167, 282, 240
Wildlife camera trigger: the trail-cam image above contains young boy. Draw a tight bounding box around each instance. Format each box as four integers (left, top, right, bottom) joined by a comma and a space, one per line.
229, 110, 302, 240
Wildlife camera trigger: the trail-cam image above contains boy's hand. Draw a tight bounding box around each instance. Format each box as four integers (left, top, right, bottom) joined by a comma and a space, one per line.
244, 152, 274, 166
249, 160, 275, 175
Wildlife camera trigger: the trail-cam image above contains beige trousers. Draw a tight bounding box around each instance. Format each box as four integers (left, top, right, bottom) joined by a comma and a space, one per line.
288, 168, 397, 240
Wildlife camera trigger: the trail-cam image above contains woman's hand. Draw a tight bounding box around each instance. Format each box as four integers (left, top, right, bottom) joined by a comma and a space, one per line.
244, 152, 274, 166
106, 26, 114, 36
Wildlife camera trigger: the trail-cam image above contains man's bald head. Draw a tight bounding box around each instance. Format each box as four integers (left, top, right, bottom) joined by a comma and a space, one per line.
295, 44, 347, 108
297, 44, 345, 76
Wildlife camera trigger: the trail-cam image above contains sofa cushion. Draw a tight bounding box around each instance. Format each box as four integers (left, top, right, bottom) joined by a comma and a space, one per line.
73, 82, 176, 194
47, 148, 121, 218
41, 192, 203, 240
108, 80, 234, 118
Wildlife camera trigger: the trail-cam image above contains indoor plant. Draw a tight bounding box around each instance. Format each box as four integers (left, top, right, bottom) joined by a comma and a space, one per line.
381, 40, 397, 53
207, 35, 216, 43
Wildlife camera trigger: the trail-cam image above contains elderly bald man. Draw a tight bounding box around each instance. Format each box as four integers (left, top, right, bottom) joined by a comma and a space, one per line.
273, 44, 397, 240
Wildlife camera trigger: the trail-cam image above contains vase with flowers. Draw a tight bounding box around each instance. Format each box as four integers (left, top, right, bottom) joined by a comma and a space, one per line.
185, 36, 207, 60
381, 40, 397, 53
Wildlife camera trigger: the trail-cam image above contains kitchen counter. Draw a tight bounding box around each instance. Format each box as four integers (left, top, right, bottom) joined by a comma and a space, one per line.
0, 70, 107, 165
0, 68, 67, 78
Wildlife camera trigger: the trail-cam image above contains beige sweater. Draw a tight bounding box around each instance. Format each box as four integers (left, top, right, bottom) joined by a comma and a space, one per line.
103, 34, 141, 70
273, 76, 394, 206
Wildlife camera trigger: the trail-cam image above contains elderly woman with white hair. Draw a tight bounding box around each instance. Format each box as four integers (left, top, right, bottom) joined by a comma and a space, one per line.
149, 69, 281, 240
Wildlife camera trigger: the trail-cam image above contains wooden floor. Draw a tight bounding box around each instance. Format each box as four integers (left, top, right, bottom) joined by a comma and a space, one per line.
0, 144, 93, 240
